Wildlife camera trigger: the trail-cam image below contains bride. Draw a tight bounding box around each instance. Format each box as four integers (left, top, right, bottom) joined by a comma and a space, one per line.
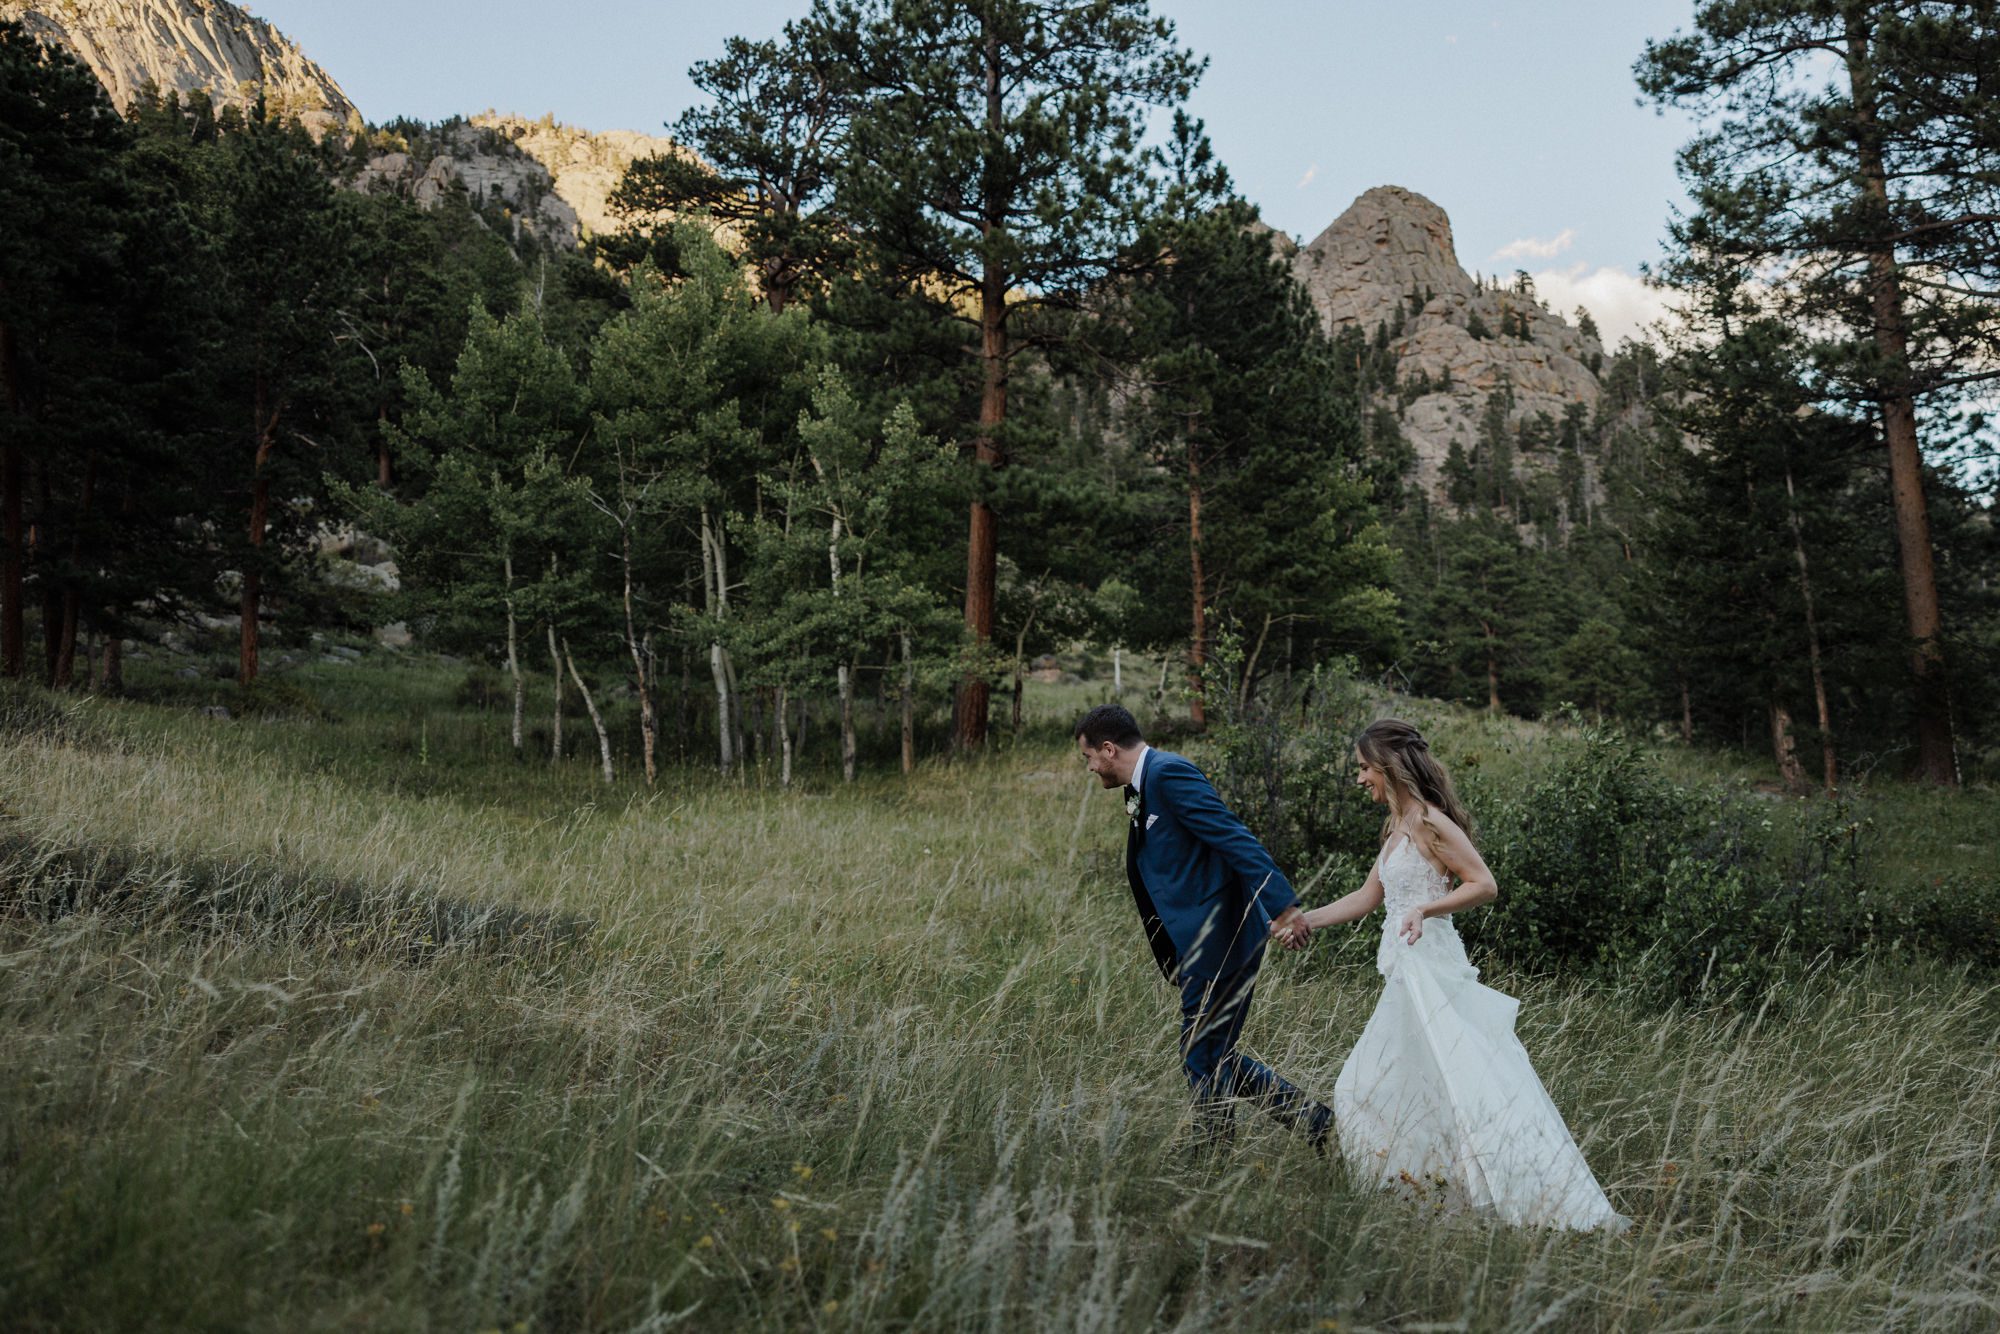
1288, 718, 1626, 1231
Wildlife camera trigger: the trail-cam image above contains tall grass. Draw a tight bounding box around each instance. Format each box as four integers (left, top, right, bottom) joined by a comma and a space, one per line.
1, 663, 1996, 1330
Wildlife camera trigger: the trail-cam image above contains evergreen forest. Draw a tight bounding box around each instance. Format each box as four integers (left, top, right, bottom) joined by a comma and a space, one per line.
4, 5, 1996, 789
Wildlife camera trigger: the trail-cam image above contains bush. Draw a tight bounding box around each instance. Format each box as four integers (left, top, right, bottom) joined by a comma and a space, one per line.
1201, 650, 1382, 874
1473, 726, 2000, 1005
1212, 694, 2000, 1008
454, 665, 507, 711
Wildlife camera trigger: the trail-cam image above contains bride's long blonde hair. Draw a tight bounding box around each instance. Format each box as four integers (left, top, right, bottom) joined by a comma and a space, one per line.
1358, 718, 1475, 851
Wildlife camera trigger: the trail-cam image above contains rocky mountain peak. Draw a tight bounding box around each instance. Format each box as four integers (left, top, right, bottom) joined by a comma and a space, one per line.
1294, 186, 1606, 504
1294, 185, 1473, 331
2, 0, 358, 135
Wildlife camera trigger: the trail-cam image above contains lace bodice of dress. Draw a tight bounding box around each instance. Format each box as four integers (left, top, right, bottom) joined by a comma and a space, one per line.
1373, 833, 1465, 977
1377, 834, 1453, 928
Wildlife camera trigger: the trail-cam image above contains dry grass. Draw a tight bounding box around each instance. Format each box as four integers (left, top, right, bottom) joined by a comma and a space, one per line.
0, 665, 1995, 1330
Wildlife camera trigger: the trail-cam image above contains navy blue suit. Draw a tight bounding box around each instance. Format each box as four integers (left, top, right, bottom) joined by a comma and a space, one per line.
1124, 749, 1329, 1147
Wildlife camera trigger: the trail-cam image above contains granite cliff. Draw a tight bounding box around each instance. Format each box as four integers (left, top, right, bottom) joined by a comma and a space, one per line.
1291, 186, 1606, 503
1, 0, 357, 134
349, 114, 686, 253
6, 0, 683, 251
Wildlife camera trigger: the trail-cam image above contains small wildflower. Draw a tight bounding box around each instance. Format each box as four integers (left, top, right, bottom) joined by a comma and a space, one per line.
772, 1196, 791, 1210
696, 1234, 714, 1249
779, 1256, 799, 1274
399, 1202, 414, 1217
793, 1162, 814, 1181
820, 1227, 839, 1242
822, 1300, 840, 1314
366, 1221, 386, 1237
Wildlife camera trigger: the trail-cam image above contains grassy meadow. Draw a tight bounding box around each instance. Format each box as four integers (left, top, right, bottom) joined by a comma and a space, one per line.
2, 645, 1997, 1331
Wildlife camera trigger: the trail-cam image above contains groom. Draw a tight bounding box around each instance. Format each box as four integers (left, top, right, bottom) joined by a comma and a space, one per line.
1075, 704, 1332, 1153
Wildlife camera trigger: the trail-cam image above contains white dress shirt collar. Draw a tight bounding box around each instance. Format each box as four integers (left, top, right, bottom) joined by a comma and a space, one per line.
1129, 743, 1152, 793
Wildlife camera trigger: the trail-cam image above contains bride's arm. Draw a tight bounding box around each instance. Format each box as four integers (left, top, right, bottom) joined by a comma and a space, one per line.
1400, 814, 1498, 941
1299, 865, 1384, 930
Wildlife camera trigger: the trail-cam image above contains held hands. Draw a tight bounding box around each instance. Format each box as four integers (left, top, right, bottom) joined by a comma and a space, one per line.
1269, 906, 1311, 951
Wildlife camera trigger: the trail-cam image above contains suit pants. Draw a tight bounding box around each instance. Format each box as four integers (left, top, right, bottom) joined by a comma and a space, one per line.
1178, 962, 1325, 1144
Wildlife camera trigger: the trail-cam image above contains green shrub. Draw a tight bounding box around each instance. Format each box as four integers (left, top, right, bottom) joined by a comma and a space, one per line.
1200, 650, 1382, 872
1215, 697, 1999, 1008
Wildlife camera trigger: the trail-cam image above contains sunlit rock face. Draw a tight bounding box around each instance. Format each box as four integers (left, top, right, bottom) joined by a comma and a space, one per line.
1293, 186, 1606, 503
4, 2, 693, 253
1, 0, 358, 135
349, 115, 694, 253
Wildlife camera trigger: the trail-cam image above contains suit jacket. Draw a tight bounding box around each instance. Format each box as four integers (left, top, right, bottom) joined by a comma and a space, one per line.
1124, 749, 1298, 983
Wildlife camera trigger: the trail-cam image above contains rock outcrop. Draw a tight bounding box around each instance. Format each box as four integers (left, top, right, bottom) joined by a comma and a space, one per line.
1293, 187, 1604, 502
1, 0, 358, 136
350, 114, 691, 252
7, 2, 690, 252
469, 113, 691, 245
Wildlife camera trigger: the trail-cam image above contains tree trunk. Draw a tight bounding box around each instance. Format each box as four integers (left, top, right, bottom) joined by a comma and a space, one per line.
51, 449, 97, 690
0, 302, 22, 680
503, 554, 524, 758
1679, 671, 1693, 745
1482, 619, 1501, 714
32, 458, 56, 686
563, 639, 614, 784
38, 571, 58, 686
1783, 456, 1837, 793
546, 621, 565, 762
838, 662, 856, 784
98, 635, 123, 695
1187, 419, 1208, 730
700, 505, 736, 775
1845, 14, 1956, 785
0, 436, 20, 681
1240, 612, 1275, 713
1011, 600, 1037, 735
1112, 645, 1122, 695
900, 630, 915, 775
618, 517, 656, 787
777, 682, 794, 789
954, 20, 1007, 754
240, 383, 281, 686
1770, 700, 1807, 795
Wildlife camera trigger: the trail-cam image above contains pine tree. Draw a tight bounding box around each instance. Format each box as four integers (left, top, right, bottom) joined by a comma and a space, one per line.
0, 22, 131, 681
609, 27, 852, 314
1639, 0, 2000, 783
819, 0, 1202, 748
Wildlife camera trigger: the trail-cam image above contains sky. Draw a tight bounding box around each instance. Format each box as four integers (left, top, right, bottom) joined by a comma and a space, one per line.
252, 0, 1703, 345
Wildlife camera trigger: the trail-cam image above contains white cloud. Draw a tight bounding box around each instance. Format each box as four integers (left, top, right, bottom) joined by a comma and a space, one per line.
1529, 263, 1679, 348
1296, 163, 1318, 190
1491, 228, 1576, 262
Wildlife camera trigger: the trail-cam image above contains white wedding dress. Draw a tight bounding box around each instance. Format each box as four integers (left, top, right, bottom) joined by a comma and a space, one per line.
1333, 834, 1627, 1231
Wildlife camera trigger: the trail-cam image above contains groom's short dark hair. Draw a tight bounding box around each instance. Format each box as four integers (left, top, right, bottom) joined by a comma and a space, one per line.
1074, 703, 1142, 748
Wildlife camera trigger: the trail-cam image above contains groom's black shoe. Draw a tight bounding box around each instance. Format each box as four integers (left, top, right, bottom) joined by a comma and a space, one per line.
1305, 1103, 1334, 1159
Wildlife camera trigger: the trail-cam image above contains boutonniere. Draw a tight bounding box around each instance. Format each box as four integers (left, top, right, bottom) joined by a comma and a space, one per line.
1125, 791, 1141, 821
